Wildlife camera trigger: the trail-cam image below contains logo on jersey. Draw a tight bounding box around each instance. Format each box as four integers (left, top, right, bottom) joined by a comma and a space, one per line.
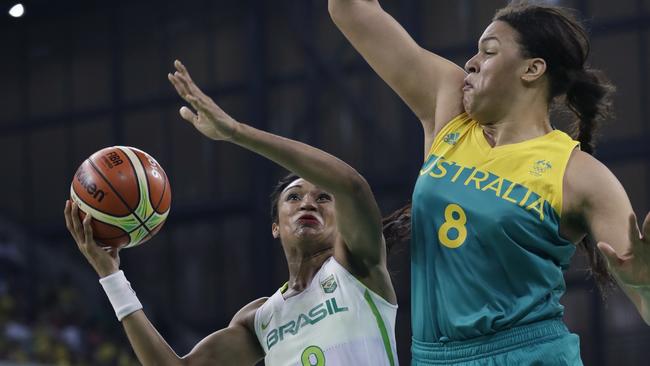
320, 274, 337, 294
419, 154, 549, 221
266, 297, 349, 350
443, 132, 460, 145
261, 314, 273, 330
529, 159, 552, 176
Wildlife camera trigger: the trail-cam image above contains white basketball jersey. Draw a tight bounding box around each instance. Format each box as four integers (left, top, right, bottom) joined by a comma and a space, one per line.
254, 257, 398, 366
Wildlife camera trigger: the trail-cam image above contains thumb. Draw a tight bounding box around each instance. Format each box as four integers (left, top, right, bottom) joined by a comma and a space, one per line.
597, 242, 623, 267
107, 247, 120, 260
180, 106, 197, 124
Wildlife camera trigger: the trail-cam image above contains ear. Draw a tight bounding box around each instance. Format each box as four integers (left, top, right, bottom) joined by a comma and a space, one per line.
521, 58, 547, 82
272, 222, 280, 239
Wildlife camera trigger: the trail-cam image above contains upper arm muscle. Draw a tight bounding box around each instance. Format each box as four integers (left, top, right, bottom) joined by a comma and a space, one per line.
183, 298, 266, 366
329, 0, 465, 134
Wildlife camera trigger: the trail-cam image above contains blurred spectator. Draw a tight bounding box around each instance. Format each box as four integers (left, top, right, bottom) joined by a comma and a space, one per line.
0, 229, 138, 366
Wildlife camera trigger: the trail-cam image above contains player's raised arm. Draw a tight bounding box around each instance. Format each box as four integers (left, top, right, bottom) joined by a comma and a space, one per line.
169, 61, 394, 303
64, 200, 265, 365
328, 0, 466, 142
564, 153, 650, 325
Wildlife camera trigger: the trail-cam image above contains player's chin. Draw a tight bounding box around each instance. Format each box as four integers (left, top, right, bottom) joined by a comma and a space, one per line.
463, 94, 476, 117
294, 225, 325, 239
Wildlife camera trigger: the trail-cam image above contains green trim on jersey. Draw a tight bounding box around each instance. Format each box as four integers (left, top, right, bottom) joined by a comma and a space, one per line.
364, 289, 395, 366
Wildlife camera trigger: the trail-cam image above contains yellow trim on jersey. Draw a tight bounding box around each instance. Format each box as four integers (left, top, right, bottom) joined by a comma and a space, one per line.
427, 113, 579, 216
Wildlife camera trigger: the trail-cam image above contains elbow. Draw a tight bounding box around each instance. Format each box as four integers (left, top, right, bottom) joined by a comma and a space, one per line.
342, 171, 372, 198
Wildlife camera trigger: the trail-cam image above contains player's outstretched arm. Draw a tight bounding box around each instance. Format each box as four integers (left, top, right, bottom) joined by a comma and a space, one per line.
564, 152, 650, 325
169, 61, 394, 303
328, 0, 465, 148
64, 200, 265, 365
122, 299, 265, 366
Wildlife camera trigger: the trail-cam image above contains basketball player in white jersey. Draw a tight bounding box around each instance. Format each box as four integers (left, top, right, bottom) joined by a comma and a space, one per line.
64, 60, 399, 366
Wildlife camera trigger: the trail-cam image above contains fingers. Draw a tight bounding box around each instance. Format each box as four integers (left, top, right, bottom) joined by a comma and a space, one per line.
70, 201, 83, 238
174, 59, 191, 81
64, 200, 74, 235
168, 72, 188, 99
597, 241, 624, 267
107, 247, 120, 260
628, 213, 641, 244
180, 106, 198, 123
168, 60, 209, 108
82, 212, 94, 244
168, 73, 203, 116
641, 212, 650, 241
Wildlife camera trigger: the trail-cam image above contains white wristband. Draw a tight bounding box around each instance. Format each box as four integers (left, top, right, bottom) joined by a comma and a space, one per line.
99, 270, 143, 321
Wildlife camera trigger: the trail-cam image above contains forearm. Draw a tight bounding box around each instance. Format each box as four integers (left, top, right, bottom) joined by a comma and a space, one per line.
328, 0, 378, 16
122, 311, 185, 366
100, 272, 184, 366
231, 122, 365, 197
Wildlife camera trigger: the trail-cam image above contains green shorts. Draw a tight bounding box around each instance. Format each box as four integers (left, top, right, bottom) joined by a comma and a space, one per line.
411, 319, 582, 366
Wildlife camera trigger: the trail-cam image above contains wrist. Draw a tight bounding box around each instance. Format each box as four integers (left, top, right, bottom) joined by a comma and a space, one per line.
225, 120, 243, 142
99, 270, 143, 321
97, 267, 119, 278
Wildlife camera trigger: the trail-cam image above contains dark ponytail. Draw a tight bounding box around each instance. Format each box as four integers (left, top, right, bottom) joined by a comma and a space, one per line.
566, 69, 615, 292
382, 203, 411, 252
495, 2, 616, 293
566, 68, 615, 155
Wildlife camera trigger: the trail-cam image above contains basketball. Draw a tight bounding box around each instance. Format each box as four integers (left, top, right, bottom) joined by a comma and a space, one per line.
70, 146, 171, 249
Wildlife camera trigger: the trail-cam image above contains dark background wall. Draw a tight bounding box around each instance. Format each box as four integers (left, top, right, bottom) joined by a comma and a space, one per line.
0, 0, 649, 365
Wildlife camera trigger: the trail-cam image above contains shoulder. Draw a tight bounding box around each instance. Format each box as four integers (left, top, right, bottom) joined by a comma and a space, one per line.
230, 297, 269, 331
564, 149, 628, 214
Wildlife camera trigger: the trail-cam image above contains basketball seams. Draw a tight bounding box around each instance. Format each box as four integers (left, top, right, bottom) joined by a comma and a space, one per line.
71, 187, 142, 233
114, 148, 143, 216
71, 146, 170, 249
70, 188, 131, 246
131, 148, 169, 216
89, 151, 150, 248
88, 157, 147, 228
71, 166, 131, 218
118, 147, 163, 247
118, 147, 154, 232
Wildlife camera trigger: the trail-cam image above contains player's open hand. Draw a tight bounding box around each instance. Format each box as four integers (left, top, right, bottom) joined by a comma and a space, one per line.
168, 60, 240, 141
64, 200, 120, 278
598, 213, 650, 290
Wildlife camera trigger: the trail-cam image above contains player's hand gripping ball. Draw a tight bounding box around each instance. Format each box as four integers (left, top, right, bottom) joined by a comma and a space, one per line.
70, 146, 171, 249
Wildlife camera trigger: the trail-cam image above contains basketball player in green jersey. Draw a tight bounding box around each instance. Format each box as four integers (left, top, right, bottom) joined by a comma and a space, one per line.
64, 60, 399, 366
329, 1, 650, 364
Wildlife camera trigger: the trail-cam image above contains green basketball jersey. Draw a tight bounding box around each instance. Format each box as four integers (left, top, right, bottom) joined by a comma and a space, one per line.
411, 114, 579, 342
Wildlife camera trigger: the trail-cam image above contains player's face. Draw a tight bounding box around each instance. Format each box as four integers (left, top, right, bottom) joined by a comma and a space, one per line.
463, 21, 529, 123
272, 178, 338, 246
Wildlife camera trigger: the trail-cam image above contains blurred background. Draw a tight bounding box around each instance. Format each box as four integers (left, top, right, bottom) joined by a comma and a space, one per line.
0, 0, 649, 365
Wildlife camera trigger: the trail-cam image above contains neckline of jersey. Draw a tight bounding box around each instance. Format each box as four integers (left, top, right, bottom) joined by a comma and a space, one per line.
472, 121, 562, 155
279, 257, 332, 302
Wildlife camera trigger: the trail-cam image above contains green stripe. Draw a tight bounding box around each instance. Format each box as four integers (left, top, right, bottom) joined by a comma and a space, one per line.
280, 282, 289, 294
363, 289, 395, 366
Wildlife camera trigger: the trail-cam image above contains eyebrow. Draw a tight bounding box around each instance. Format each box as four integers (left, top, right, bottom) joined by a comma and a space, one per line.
282, 185, 303, 194
480, 36, 500, 44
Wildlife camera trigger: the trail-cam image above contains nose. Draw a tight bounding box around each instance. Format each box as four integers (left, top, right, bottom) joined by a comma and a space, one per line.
464, 54, 479, 73
299, 196, 317, 211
